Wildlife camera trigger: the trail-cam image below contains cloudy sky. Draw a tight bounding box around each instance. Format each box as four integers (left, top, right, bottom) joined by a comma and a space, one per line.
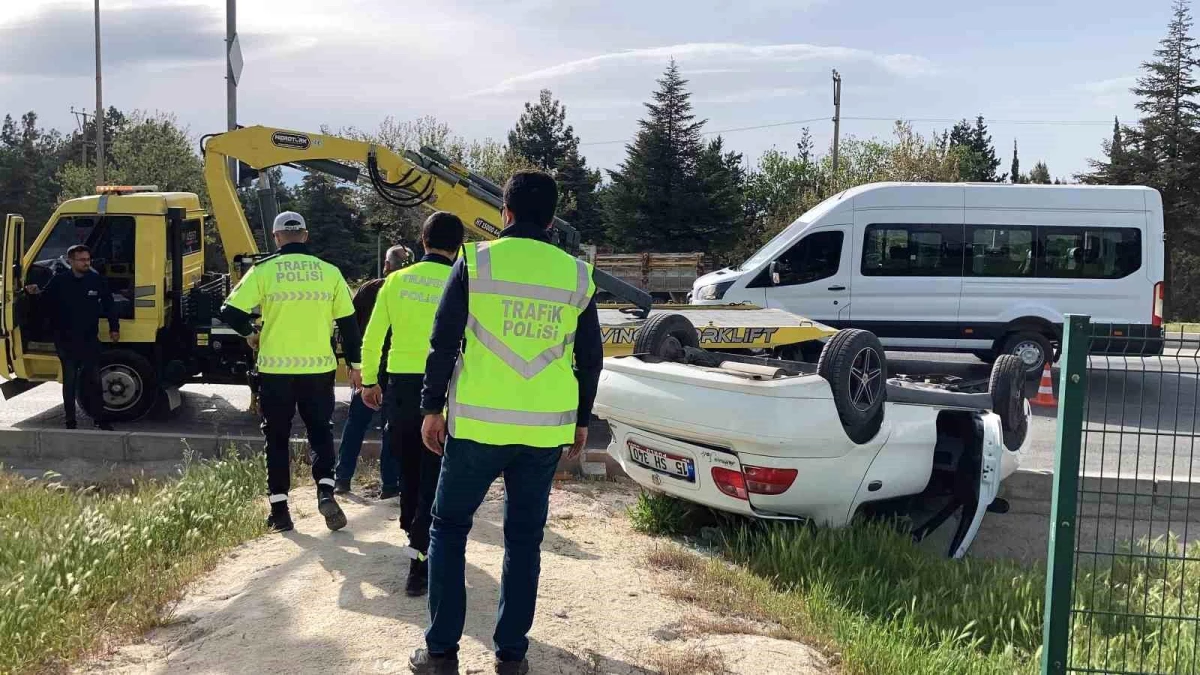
0, 0, 1177, 181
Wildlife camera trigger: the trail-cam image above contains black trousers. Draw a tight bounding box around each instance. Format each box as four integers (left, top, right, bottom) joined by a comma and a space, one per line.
387, 373, 441, 553
56, 341, 103, 424
259, 371, 336, 498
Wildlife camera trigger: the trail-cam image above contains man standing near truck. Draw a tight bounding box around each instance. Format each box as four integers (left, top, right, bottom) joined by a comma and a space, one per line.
333, 244, 414, 499
409, 172, 602, 675
23, 244, 119, 431
360, 213, 464, 597
220, 211, 363, 534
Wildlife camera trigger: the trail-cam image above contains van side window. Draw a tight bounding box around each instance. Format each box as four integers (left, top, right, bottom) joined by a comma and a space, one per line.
1038, 227, 1141, 279
861, 224, 962, 277
774, 231, 844, 286
968, 226, 1035, 277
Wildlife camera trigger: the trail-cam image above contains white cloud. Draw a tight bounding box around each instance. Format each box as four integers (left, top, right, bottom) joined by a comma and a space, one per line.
472, 42, 936, 97
1077, 76, 1138, 95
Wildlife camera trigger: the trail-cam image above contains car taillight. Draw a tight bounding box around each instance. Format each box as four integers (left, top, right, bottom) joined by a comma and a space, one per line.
1153, 281, 1164, 327
711, 467, 748, 500
742, 466, 798, 495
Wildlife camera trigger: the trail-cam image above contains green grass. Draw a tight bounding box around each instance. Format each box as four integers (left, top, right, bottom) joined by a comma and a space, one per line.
0, 451, 267, 674
1165, 322, 1200, 333
633, 491, 1200, 675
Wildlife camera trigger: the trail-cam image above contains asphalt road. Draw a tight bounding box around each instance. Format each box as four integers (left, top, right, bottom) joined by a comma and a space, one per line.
2, 349, 1199, 479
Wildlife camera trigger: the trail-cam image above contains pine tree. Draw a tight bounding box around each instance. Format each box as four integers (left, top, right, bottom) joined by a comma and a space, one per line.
1010, 140, 1022, 183
604, 60, 710, 251
507, 90, 603, 243
948, 115, 1003, 181
1028, 161, 1052, 184
295, 173, 373, 280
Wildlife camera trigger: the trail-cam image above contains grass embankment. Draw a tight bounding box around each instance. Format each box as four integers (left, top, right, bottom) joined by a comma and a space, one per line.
0, 452, 267, 674
631, 492, 1200, 675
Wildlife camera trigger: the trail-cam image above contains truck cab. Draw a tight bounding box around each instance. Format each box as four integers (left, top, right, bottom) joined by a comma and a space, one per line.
1, 187, 250, 421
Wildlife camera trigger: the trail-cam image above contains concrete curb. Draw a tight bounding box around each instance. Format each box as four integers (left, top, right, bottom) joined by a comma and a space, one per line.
1003, 468, 1200, 521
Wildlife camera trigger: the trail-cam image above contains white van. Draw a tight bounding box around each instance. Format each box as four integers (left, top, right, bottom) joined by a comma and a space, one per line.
692, 182, 1165, 371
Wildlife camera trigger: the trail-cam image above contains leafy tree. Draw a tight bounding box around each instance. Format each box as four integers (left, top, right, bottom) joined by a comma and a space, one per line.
0, 112, 66, 239
1028, 161, 1052, 184
949, 115, 1004, 181
58, 112, 205, 202
60, 106, 127, 171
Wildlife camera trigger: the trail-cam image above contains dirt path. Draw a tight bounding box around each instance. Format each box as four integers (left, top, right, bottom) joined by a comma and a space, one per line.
80, 480, 827, 675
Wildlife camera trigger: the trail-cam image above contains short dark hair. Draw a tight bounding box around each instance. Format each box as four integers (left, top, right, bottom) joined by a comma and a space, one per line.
66, 245, 91, 259
502, 171, 558, 227
422, 212, 465, 252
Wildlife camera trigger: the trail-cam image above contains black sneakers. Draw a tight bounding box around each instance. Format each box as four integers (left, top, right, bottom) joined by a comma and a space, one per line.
317, 489, 347, 531
94, 421, 114, 431
408, 648, 458, 675
266, 503, 294, 532
379, 486, 401, 500
405, 558, 428, 597
333, 479, 352, 495
494, 659, 530, 675
64, 420, 77, 430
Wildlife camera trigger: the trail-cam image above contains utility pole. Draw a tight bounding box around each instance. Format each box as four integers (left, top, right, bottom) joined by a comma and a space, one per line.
70, 108, 94, 166
226, 0, 241, 178
831, 69, 842, 174
94, 0, 105, 185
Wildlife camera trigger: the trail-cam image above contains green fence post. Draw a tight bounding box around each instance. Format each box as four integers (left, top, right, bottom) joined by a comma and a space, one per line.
1040, 314, 1090, 675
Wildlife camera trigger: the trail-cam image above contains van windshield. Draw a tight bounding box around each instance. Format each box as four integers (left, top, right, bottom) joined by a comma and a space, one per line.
739, 193, 845, 271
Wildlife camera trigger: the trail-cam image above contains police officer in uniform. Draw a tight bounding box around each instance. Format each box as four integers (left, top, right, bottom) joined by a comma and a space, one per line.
220, 211, 363, 533
409, 173, 603, 675
359, 212, 465, 597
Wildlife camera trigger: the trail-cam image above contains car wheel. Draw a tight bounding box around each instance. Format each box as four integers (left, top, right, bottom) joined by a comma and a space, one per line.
79, 349, 159, 423
633, 313, 699, 362
1000, 331, 1054, 377
817, 328, 887, 444
989, 354, 1029, 450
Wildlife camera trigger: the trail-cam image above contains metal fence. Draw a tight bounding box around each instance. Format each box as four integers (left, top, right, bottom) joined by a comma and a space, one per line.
1043, 316, 1200, 674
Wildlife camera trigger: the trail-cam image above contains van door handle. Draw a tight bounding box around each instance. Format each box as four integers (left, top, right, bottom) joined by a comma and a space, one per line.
827, 285, 846, 291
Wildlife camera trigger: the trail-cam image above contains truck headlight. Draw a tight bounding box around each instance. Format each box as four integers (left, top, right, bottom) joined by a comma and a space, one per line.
696, 280, 735, 301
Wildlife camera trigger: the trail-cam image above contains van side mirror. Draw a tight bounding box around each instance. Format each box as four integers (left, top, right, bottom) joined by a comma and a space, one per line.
769, 261, 780, 285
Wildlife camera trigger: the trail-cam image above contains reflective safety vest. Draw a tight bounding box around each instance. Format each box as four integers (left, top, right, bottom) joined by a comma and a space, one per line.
224, 252, 356, 374
361, 260, 452, 384
448, 238, 595, 447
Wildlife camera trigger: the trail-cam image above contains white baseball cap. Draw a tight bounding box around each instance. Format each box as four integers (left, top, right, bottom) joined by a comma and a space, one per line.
272, 211, 307, 233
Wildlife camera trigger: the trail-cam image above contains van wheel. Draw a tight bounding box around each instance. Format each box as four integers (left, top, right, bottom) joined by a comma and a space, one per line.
634, 313, 699, 362
989, 354, 1029, 450
1000, 331, 1053, 377
818, 329, 887, 444
79, 349, 159, 423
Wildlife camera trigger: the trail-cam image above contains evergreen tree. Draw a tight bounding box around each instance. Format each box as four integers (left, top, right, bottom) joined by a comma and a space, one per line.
507, 89, 602, 243
949, 115, 1004, 181
1083, 117, 1140, 185
1028, 161, 1052, 184
1010, 140, 1022, 183
604, 60, 711, 251
0, 112, 66, 241
294, 173, 373, 280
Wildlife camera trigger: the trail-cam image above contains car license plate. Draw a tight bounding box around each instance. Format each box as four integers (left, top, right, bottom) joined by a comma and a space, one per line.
628, 440, 695, 482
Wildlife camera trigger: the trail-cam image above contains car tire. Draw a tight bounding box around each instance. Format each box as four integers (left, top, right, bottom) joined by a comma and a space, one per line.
1000, 331, 1054, 378
79, 349, 159, 423
633, 313, 699, 361
989, 354, 1028, 450
817, 329, 887, 444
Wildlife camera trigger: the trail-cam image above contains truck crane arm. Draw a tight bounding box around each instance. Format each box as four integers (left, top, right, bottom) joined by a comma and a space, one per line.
202, 126, 651, 315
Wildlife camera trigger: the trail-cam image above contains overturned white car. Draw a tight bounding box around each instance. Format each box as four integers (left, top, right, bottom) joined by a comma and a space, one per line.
594, 313, 1032, 558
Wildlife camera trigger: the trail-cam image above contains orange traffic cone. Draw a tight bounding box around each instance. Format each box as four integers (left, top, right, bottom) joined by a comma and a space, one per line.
1031, 362, 1058, 408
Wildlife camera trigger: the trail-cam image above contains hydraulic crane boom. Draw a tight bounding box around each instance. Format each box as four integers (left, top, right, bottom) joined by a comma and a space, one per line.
201, 126, 652, 314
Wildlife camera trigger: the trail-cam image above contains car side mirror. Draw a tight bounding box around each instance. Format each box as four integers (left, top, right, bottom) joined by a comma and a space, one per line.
768, 261, 780, 285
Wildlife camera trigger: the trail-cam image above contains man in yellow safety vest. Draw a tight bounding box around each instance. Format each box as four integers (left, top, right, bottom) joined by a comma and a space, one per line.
358, 212, 465, 597
220, 211, 362, 533
408, 172, 603, 675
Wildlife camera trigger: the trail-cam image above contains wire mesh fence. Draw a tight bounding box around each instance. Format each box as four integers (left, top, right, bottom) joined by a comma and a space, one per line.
1043, 317, 1200, 675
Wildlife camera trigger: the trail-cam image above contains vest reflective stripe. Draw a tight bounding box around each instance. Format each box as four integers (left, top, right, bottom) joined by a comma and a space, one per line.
449, 239, 595, 447
363, 261, 451, 379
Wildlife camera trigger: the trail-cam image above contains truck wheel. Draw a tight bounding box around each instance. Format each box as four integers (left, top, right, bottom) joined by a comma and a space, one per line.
633, 313, 699, 362
817, 329, 887, 444
1000, 331, 1053, 377
989, 354, 1028, 451
79, 349, 159, 423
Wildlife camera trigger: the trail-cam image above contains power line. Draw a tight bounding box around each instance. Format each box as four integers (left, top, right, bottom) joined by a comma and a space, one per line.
577, 115, 1115, 147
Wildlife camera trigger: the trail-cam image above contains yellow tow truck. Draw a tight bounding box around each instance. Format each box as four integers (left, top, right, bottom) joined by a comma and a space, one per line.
0, 126, 833, 421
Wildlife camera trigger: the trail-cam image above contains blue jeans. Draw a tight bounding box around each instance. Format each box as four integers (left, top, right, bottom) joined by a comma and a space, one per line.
425, 437, 563, 662
334, 391, 398, 489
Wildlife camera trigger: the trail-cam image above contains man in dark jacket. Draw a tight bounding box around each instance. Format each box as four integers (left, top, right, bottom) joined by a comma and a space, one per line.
333, 244, 413, 497
24, 244, 118, 430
